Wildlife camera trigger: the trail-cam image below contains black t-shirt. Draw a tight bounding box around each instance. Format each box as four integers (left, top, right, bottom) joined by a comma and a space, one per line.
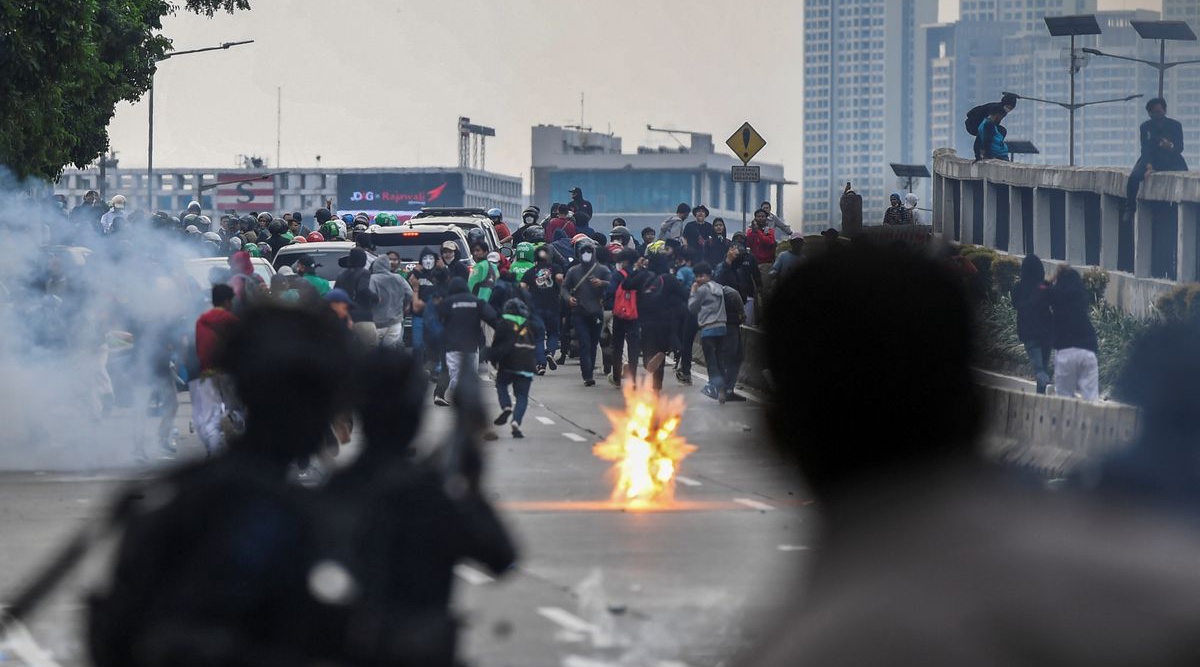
521, 263, 560, 311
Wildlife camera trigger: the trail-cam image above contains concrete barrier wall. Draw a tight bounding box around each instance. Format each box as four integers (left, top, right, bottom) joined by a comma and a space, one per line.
701, 326, 1138, 476
932, 147, 1200, 316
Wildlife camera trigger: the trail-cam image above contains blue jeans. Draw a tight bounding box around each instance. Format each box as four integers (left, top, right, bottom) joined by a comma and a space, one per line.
1023, 341, 1052, 390
535, 307, 560, 358
572, 312, 603, 380
722, 327, 743, 393
411, 315, 426, 364
496, 371, 532, 425
701, 334, 725, 391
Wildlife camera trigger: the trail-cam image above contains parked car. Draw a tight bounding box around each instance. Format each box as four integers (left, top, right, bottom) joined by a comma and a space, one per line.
183, 256, 275, 290
365, 225, 470, 267
272, 241, 371, 286
406, 207, 502, 251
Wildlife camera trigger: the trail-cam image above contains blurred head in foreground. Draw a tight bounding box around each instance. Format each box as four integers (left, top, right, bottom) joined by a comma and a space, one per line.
217, 305, 351, 463
764, 243, 981, 504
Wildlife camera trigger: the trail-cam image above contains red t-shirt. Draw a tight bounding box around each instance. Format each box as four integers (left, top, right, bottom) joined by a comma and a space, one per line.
195, 308, 238, 373
747, 227, 778, 265
493, 222, 512, 241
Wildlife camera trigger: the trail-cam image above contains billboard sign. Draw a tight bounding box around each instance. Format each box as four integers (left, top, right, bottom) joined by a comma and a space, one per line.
215, 173, 275, 213
337, 172, 465, 219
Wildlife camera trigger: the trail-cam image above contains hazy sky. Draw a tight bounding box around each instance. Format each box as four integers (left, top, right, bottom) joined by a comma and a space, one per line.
104, 0, 1162, 216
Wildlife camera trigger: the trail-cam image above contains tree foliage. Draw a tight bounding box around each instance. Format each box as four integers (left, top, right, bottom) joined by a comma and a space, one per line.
0, 0, 250, 181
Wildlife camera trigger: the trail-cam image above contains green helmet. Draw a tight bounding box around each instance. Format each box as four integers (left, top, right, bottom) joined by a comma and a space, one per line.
243, 242, 261, 257
320, 221, 339, 240
376, 212, 396, 227
515, 242, 535, 263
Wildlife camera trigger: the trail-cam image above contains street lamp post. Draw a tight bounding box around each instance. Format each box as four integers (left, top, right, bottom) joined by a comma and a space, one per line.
1003, 91, 1143, 166
146, 40, 253, 213
1082, 21, 1200, 101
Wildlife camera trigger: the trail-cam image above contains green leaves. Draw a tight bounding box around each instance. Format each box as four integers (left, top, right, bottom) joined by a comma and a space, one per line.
0, 0, 249, 181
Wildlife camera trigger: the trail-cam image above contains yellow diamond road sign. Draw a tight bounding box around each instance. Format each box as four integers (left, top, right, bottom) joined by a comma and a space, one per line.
726, 122, 766, 165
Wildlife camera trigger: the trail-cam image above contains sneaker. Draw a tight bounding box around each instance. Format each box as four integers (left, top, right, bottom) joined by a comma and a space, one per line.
535, 365, 546, 376
511, 422, 524, 439
547, 354, 558, 370
676, 370, 692, 385
494, 408, 512, 425
557, 351, 568, 365
725, 392, 747, 403
434, 395, 450, 407
701, 385, 719, 401
608, 374, 621, 387
584, 379, 596, 387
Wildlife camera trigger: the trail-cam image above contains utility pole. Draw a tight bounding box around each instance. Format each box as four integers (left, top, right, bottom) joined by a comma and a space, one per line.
147, 39, 253, 212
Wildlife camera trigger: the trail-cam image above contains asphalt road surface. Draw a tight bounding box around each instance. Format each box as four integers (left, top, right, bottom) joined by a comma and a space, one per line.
0, 357, 813, 667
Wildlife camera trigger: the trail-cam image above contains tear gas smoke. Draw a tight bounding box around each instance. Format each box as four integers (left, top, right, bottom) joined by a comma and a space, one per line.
0, 172, 219, 470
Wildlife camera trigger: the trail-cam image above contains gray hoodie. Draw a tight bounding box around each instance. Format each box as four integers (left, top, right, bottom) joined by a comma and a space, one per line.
369, 257, 412, 328
688, 280, 740, 331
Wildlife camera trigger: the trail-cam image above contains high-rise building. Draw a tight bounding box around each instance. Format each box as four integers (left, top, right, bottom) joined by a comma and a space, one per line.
1161, 0, 1200, 151
802, 0, 938, 233
923, 2, 1194, 171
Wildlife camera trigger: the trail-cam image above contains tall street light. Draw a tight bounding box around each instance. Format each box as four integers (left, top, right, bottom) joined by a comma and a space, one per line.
147, 39, 254, 213
1082, 20, 1200, 101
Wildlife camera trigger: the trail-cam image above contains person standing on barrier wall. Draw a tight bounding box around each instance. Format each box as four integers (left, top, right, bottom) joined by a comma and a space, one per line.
1011, 254, 1053, 394
1049, 265, 1099, 401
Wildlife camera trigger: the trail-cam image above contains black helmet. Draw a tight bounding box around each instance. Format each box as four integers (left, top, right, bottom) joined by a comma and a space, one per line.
466, 227, 487, 245
524, 225, 545, 244
503, 298, 530, 319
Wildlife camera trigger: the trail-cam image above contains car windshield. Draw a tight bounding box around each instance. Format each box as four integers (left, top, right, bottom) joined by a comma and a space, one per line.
273, 249, 353, 281
370, 231, 464, 261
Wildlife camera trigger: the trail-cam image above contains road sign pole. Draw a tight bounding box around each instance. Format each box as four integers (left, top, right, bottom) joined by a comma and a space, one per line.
742, 182, 748, 234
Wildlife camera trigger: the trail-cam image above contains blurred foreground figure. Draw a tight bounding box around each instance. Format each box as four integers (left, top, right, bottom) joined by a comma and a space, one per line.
1089, 321, 1200, 514
316, 347, 517, 666
88, 306, 352, 667
747, 243, 1200, 666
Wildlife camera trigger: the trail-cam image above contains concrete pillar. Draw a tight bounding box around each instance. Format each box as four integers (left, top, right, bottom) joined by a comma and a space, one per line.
932, 174, 944, 234
1009, 187, 1026, 254
981, 181, 998, 248
960, 181, 977, 244
776, 183, 785, 228
1099, 194, 1121, 270
1134, 205, 1153, 278
1032, 187, 1053, 258
1065, 191, 1088, 266
1178, 202, 1200, 283
942, 177, 958, 238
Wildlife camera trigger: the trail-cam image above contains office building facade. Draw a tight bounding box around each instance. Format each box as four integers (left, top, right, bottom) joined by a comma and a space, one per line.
802, 0, 939, 233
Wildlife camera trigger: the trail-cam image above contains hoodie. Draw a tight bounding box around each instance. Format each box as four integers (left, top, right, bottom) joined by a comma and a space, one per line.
561, 250, 611, 316
1011, 254, 1052, 345
1050, 269, 1098, 353
436, 277, 498, 353
335, 248, 377, 324
688, 280, 740, 332
370, 256, 412, 328
195, 307, 238, 373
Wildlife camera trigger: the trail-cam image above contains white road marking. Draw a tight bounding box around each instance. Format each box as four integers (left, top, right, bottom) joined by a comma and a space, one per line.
734, 498, 774, 511
676, 476, 702, 487
777, 545, 811, 552
536, 416, 556, 425
563, 656, 620, 667
0, 615, 64, 667
538, 606, 598, 634
454, 564, 494, 585
562, 432, 588, 443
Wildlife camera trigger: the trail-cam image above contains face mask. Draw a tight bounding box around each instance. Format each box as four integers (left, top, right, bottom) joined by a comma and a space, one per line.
421, 257, 435, 270
580, 251, 593, 263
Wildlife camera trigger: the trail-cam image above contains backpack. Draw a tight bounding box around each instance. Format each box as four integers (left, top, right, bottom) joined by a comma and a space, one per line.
965, 103, 988, 137
613, 269, 639, 320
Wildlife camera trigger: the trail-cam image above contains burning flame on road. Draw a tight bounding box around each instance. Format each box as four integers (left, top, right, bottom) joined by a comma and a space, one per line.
594, 385, 697, 507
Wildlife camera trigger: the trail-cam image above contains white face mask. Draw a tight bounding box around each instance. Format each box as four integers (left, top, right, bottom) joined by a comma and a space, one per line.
421, 257, 435, 270
580, 251, 593, 263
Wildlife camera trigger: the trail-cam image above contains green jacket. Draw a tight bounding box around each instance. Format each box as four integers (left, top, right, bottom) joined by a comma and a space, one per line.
303, 273, 332, 296
468, 260, 497, 302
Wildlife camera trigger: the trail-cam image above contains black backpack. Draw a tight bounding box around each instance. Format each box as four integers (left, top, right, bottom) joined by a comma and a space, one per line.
965, 104, 989, 137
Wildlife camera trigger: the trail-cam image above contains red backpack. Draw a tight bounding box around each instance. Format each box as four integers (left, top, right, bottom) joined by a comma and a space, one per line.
613, 269, 639, 320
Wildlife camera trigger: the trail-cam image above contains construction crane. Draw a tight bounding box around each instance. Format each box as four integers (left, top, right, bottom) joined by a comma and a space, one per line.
646, 125, 714, 153
458, 117, 496, 171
